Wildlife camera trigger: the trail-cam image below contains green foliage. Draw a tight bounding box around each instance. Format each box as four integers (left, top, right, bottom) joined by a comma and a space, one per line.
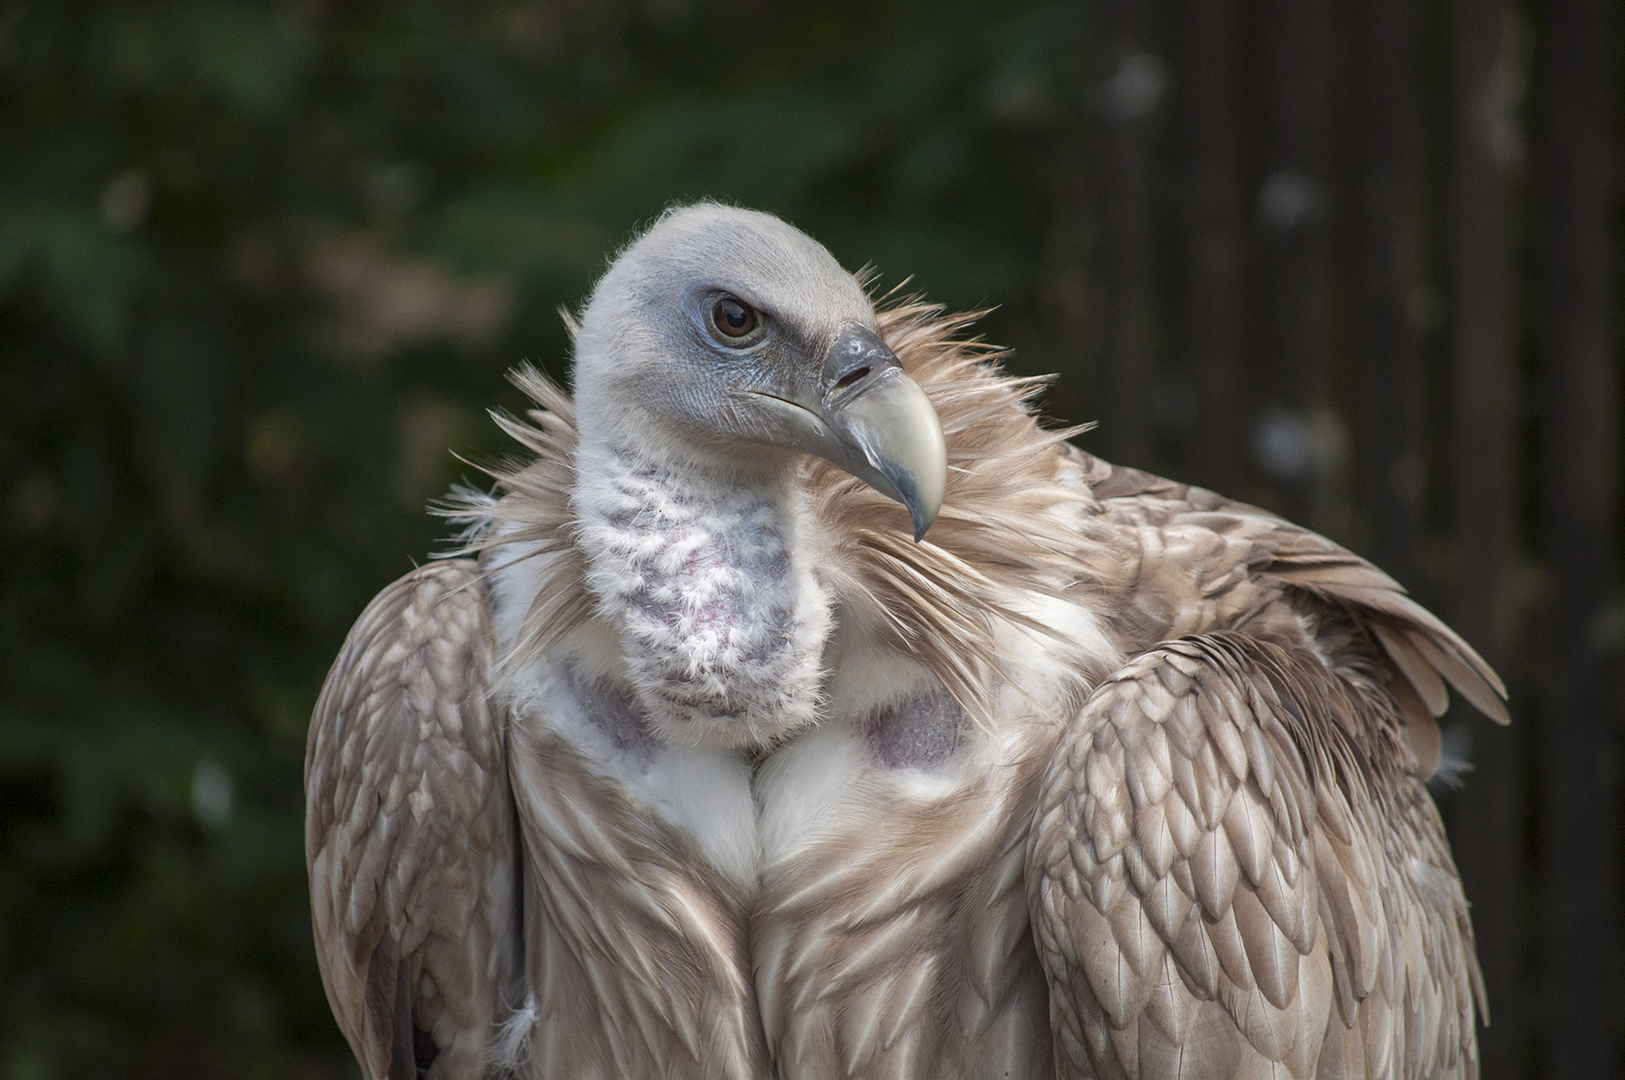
0, 1, 1086, 1074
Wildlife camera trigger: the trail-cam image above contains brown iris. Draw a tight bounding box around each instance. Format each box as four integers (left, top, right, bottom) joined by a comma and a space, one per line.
711, 297, 758, 339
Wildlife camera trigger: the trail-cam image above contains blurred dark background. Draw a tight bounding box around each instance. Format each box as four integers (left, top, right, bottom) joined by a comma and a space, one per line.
0, 0, 1619, 1076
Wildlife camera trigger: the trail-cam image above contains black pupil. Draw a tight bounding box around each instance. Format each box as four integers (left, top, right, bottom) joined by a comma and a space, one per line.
715, 299, 754, 336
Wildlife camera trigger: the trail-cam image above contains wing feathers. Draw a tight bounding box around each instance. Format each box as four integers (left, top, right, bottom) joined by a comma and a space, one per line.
1371, 622, 1451, 719
1027, 634, 1483, 1080
1075, 452, 1508, 751
1399, 626, 1511, 726
306, 561, 519, 1080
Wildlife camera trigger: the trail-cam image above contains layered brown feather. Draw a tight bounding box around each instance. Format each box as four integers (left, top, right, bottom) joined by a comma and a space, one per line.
305, 562, 520, 1080
1025, 454, 1503, 1080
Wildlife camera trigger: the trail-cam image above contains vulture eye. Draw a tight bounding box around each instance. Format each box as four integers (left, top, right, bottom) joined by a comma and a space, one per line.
710, 297, 759, 341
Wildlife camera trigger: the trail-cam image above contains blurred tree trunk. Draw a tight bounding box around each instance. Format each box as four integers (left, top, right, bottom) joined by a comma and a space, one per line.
1092, 0, 1158, 468
1259, 0, 1332, 529
1355, 0, 1427, 589
1180, 0, 1248, 496
1043, 146, 1097, 435
1535, 0, 1623, 1075
1444, 2, 1528, 1077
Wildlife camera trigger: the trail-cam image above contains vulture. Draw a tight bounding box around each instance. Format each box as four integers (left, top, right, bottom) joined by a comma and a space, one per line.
306, 204, 1507, 1080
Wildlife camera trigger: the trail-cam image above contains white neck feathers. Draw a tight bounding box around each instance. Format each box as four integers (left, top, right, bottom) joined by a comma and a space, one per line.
572, 442, 834, 748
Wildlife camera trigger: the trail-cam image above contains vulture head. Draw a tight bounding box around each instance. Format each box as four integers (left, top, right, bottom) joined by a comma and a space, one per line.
542, 204, 961, 749
570, 203, 946, 540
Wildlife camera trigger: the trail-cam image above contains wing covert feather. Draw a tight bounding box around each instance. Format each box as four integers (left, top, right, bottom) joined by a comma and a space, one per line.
306, 561, 520, 1080
1027, 633, 1482, 1080
1066, 447, 1509, 749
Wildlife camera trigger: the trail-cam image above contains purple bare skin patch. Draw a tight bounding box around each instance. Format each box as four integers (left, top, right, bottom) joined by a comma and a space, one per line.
865, 691, 966, 771
567, 665, 656, 762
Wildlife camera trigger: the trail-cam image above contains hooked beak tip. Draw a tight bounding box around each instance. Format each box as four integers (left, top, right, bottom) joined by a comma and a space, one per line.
885, 462, 942, 542
846, 373, 945, 541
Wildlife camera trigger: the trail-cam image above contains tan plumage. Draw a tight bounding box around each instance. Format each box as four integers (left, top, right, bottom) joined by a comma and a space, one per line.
305, 205, 1503, 1080
306, 562, 520, 1079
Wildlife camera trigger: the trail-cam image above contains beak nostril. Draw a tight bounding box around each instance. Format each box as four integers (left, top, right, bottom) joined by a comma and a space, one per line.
833, 366, 871, 393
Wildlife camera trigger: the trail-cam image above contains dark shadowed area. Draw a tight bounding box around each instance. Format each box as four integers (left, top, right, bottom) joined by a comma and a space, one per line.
0, 0, 1618, 1077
